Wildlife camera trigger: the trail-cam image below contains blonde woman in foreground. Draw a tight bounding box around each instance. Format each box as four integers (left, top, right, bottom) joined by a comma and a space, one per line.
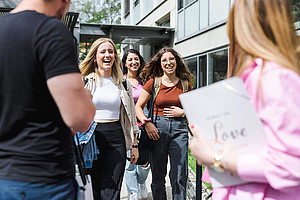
80, 38, 139, 200
189, 0, 300, 200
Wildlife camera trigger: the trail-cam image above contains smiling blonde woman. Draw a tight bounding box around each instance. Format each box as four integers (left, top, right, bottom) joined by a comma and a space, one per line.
79, 38, 140, 200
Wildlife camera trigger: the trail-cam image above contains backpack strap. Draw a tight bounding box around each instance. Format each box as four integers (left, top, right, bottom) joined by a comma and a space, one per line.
84, 73, 97, 96
153, 77, 188, 98
180, 79, 193, 136
180, 79, 189, 93
84, 78, 88, 85
122, 80, 127, 91
153, 77, 162, 101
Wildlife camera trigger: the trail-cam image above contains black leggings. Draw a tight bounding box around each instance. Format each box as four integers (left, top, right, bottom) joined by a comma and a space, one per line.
87, 121, 126, 200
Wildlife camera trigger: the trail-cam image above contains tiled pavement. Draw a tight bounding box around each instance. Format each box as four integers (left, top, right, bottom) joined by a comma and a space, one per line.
120, 163, 212, 200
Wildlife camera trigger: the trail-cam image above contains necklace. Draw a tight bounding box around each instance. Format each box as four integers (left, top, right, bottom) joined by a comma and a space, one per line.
162, 76, 179, 87
126, 75, 138, 87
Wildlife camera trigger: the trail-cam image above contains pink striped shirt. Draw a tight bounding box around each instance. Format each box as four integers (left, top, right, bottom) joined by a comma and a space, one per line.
213, 58, 300, 200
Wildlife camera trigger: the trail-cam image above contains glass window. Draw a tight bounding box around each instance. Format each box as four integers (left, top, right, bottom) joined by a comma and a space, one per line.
157, 0, 164, 4
133, 4, 140, 24
124, 15, 130, 24
199, 55, 207, 87
200, 0, 209, 29
185, 58, 197, 89
177, 0, 234, 40
207, 49, 228, 85
182, 48, 229, 88
143, 0, 153, 16
185, 0, 194, 6
178, 0, 183, 10
185, 1, 199, 36
156, 13, 170, 27
134, 0, 140, 8
209, 0, 230, 25
178, 11, 184, 39
124, 0, 130, 17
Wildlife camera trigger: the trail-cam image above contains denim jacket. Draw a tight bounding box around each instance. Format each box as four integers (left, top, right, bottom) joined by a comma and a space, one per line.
75, 121, 99, 168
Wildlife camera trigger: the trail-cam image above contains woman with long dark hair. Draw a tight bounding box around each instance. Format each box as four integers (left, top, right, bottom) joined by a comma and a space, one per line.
122, 49, 150, 200
135, 47, 194, 200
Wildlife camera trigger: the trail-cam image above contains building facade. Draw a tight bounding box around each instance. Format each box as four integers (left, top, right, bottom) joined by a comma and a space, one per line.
121, 0, 300, 88
121, 0, 233, 88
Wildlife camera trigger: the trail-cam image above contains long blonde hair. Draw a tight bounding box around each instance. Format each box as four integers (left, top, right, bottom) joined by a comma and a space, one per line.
79, 38, 123, 84
227, 0, 300, 76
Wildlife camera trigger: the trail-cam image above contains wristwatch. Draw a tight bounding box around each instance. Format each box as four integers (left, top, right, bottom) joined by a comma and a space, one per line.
210, 152, 225, 173
132, 144, 138, 148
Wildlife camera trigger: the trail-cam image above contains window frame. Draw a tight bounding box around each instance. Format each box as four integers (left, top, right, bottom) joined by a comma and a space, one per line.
177, 0, 232, 41
184, 47, 229, 88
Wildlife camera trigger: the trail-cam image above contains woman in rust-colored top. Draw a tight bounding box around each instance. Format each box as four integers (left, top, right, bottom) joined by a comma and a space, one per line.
135, 47, 193, 200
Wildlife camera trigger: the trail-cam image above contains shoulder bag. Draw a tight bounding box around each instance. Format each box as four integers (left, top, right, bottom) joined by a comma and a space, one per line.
135, 78, 158, 165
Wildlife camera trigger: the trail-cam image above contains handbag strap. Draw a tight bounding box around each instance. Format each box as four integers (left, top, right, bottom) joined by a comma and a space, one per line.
147, 77, 156, 120
153, 77, 162, 102
180, 79, 194, 136
73, 134, 88, 186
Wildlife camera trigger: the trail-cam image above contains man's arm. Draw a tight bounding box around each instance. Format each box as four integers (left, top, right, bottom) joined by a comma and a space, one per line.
47, 73, 95, 133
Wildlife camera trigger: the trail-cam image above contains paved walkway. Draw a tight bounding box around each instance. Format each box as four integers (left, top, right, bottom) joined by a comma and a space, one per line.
120, 163, 212, 200
120, 162, 172, 200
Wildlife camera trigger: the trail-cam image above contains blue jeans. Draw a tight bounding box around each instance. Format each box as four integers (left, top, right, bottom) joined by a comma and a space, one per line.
150, 115, 189, 200
0, 177, 78, 200
125, 151, 150, 194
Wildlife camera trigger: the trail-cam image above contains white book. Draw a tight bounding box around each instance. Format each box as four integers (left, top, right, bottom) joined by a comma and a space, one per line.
179, 77, 265, 187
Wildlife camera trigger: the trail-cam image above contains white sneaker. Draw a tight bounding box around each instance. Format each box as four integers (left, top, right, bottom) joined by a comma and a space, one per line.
130, 193, 138, 200
139, 183, 148, 198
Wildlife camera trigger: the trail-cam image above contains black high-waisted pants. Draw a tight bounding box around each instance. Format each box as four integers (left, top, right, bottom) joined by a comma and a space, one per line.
87, 121, 126, 200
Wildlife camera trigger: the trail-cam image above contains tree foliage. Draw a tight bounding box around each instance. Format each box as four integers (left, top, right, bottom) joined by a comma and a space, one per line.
73, 0, 121, 24
291, 0, 300, 22
73, 0, 121, 62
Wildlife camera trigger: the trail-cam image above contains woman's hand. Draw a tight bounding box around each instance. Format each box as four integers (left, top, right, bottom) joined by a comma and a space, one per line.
163, 106, 184, 117
189, 125, 215, 166
130, 146, 139, 164
189, 125, 238, 174
144, 122, 160, 140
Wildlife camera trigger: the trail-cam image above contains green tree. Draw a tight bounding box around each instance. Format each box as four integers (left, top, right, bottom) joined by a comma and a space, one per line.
74, 0, 121, 24
291, 0, 300, 22
73, 0, 121, 61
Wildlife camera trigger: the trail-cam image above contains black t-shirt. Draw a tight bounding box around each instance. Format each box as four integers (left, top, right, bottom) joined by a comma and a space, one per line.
0, 11, 80, 183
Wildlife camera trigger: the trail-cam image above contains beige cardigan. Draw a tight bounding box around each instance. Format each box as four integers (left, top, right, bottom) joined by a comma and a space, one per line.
84, 73, 140, 151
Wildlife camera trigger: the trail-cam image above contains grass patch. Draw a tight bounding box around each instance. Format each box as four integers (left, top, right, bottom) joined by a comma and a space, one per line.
188, 150, 212, 190
188, 149, 197, 172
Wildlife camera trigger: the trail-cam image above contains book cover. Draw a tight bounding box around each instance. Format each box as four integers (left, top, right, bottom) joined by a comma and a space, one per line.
179, 77, 265, 187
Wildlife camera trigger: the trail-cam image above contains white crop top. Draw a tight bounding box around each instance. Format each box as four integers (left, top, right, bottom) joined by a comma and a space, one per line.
92, 77, 121, 120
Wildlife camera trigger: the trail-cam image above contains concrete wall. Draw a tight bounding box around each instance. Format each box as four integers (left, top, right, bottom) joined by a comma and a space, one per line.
174, 25, 229, 58
137, 0, 176, 28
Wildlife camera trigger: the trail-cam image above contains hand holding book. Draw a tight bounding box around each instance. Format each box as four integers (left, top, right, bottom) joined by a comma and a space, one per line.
189, 124, 238, 174
180, 77, 265, 187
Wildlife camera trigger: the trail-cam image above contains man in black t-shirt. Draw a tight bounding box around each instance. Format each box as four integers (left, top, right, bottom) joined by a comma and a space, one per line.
0, 0, 95, 199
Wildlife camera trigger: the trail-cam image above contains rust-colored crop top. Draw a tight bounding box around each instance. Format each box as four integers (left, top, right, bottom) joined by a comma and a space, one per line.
143, 78, 192, 116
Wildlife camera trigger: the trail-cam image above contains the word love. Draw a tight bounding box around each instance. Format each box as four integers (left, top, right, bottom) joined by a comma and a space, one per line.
213, 121, 247, 142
